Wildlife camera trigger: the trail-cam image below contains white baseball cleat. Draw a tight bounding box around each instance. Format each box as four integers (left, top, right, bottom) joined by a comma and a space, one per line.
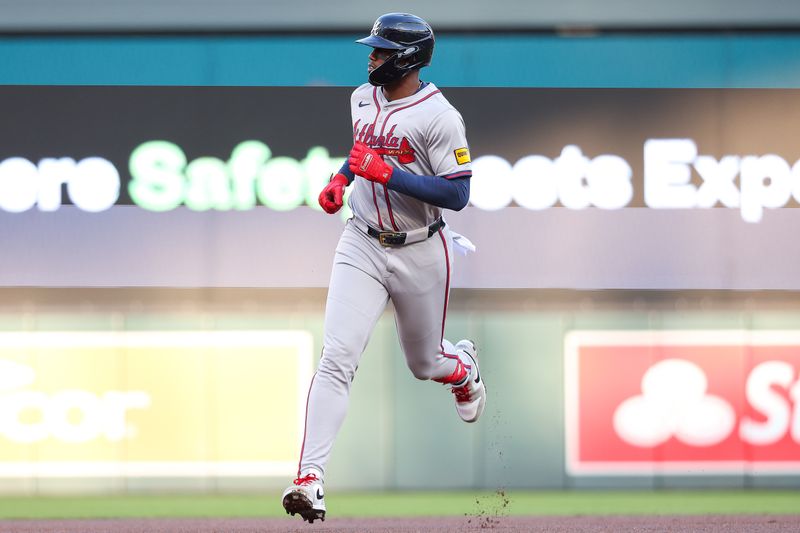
281, 472, 326, 523
451, 339, 486, 423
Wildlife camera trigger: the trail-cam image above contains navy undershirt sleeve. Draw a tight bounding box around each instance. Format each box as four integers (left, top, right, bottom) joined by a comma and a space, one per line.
384, 167, 470, 211
340, 160, 469, 210
337, 161, 355, 184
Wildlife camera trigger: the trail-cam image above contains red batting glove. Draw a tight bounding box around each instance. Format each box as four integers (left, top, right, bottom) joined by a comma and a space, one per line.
348, 142, 393, 185
318, 173, 349, 214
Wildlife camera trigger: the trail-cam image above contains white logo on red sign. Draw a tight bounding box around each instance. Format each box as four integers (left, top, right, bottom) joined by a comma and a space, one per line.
613, 359, 736, 448
565, 331, 800, 475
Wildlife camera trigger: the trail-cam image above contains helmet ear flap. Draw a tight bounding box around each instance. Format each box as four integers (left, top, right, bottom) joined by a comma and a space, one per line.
368, 53, 403, 86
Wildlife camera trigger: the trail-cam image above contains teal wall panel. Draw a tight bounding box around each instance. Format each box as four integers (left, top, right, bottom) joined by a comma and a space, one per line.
2, 34, 800, 87
478, 314, 568, 490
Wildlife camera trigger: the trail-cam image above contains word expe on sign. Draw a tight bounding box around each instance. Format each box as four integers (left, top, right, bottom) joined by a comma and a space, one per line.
565, 330, 800, 475
470, 140, 800, 222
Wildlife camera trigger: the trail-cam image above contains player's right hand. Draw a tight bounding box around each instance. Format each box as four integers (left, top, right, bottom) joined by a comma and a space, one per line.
318, 173, 349, 214
348, 142, 393, 185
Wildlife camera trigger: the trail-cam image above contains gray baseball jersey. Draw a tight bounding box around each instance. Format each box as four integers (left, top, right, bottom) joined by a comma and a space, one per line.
296, 82, 474, 480
348, 82, 472, 230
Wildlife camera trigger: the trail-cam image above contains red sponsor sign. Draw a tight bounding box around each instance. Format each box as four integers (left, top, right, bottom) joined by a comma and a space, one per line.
565, 331, 800, 475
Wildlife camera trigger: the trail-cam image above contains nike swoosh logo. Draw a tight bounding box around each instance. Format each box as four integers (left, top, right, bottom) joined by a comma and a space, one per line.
358, 101, 370, 107
472, 358, 481, 384
316, 488, 324, 500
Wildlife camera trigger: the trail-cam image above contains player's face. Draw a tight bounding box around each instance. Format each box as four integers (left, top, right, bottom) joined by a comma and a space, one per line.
368, 48, 394, 73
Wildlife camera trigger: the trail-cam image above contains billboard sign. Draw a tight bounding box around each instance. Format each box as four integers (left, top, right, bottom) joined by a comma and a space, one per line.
0, 331, 312, 477
2, 87, 800, 223
565, 330, 800, 475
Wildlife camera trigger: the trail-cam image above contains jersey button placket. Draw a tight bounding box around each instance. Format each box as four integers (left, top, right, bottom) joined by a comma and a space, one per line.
373, 115, 390, 226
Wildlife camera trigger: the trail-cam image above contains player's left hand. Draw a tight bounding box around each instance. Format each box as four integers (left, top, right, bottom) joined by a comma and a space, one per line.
318, 173, 349, 214
349, 142, 393, 185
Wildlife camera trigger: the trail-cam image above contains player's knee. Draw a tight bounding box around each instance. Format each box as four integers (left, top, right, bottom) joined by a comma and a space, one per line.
317, 349, 357, 384
408, 362, 434, 381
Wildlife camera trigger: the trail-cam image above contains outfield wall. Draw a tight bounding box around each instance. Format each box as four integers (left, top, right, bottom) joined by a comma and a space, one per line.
0, 289, 799, 494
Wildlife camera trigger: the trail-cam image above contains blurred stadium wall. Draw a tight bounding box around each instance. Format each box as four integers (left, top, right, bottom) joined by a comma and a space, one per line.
1, 0, 800, 495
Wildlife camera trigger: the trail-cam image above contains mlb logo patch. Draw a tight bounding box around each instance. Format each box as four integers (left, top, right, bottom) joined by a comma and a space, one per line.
454, 147, 471, 165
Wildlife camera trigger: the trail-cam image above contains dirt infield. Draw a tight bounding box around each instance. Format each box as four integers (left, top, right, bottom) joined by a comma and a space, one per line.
0, 515, 798, 532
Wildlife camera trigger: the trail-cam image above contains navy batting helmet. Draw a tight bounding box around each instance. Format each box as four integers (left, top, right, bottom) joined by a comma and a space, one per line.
357, 13, 435, 87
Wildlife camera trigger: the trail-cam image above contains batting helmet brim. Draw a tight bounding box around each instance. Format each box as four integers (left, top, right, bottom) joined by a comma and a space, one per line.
356, 35, 407, 50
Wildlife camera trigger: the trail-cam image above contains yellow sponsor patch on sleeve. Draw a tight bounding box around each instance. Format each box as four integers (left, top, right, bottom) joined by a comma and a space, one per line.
454, 147, 471, 165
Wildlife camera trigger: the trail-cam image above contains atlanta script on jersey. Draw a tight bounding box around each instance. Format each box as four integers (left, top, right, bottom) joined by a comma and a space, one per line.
348, 82, 472, 231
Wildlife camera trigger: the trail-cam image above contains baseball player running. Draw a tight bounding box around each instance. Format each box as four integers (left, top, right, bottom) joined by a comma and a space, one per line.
282, 13, 486, 523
